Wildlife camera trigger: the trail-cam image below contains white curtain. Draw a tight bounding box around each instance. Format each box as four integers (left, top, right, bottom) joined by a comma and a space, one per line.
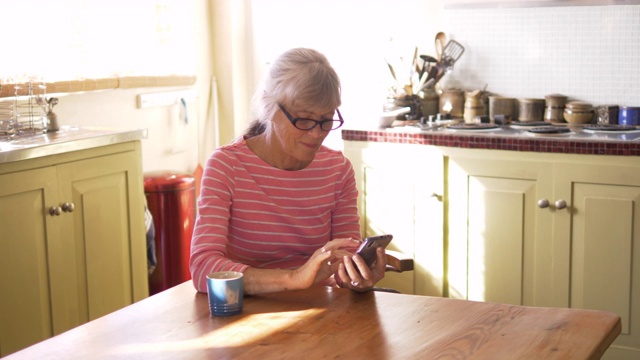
207, 0, 256, 151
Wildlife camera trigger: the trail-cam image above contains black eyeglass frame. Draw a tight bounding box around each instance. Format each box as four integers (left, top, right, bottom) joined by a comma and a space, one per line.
278, 103, 344, 131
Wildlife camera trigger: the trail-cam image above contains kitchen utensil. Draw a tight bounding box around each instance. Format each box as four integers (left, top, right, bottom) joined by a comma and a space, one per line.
424, 40, 465, 85
409, 46, 419, 94
385, 59, 399, 89
435, 32, 446, 61
441, 40, 465, 72
419, 54, 438, 79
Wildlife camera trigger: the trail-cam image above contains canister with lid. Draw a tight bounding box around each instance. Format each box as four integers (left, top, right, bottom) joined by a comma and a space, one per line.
489, 96, 515, 123
463, 89, 486, 124
439, 89, 464, 119
563, 101, 594, 124
544, 94, 567, 123
420, 88, 440, 119
619, 106, 640, 125
595, 105, 619, 125
517, 98, 545, 122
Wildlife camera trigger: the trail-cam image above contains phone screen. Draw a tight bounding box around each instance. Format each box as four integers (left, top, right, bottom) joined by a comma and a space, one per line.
355, 234, 393, 267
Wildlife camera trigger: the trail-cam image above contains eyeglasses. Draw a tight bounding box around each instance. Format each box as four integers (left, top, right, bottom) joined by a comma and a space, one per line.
278, 104, 344, 131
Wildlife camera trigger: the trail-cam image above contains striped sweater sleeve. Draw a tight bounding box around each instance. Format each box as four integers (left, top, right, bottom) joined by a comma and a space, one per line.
189, 141, 361, 292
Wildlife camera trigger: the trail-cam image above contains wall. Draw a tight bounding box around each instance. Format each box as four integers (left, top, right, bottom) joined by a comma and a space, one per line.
249, 0, 444, 148
44, 0, 215, 175
443, 4, 640, 106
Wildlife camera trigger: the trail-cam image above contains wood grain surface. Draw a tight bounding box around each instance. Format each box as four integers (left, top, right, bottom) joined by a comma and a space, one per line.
4, 281, 620, 360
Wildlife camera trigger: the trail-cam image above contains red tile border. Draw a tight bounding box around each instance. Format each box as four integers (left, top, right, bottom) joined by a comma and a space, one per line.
342, 129, 640, 156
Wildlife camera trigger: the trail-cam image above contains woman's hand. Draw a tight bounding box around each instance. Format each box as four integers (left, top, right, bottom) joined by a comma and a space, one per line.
290, 238, 361, 289
335, 247, 386, 292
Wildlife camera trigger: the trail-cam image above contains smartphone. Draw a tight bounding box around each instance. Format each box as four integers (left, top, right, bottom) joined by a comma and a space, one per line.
355, 234, 393, 267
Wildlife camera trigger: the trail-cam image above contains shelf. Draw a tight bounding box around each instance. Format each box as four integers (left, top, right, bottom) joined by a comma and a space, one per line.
0, 75, 196, 99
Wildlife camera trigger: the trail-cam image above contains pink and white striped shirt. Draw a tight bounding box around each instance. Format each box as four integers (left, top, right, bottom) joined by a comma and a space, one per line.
189, 138, 361, 292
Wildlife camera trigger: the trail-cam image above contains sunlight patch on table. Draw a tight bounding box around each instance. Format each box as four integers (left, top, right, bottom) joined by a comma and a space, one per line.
112, 308, 326, 354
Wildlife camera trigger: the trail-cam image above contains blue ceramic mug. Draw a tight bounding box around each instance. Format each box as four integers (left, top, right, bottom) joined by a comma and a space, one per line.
206, 271, 244, 316
619, 106, 640, 125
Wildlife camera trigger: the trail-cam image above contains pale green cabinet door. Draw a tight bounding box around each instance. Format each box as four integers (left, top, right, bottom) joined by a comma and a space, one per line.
57, 151, 147, 325
0, 167, 64, 357
447, 155, 555, 306
344, 141, 444, 296
555, 163, 640, 360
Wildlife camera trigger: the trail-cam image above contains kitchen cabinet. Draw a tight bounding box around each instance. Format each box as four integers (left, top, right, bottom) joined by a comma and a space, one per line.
444, 147, 640, 360
343, 141, 444, 296
0, 141, 148, 357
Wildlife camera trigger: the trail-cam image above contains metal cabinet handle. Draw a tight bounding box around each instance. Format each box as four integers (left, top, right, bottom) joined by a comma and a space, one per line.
555, 199, 567, 210
62, 202, 75, 213
49, 206, 62, 216
537, 199, 549, 208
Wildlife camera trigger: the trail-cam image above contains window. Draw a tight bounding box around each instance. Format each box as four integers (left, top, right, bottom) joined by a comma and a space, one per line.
1, 0, 196, 84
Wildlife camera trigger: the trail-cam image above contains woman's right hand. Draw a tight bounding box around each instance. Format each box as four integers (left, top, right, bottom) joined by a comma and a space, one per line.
290, 238, 361, 289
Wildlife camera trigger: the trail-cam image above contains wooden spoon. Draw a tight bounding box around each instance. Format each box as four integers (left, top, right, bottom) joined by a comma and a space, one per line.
435, 32, 446, 61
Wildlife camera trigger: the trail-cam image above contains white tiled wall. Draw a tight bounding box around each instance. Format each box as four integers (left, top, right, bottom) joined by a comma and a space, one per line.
444, 5, 640, 106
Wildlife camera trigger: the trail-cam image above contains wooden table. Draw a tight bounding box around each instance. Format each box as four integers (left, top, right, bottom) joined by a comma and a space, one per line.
5, 281, 620, 360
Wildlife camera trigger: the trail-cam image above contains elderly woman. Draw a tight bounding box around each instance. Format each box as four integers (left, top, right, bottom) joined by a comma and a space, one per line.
190, 48, 386, 295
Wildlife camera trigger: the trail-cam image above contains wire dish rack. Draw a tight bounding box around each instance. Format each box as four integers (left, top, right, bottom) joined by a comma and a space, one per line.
0, 100, 15, 140
13, 81, 48, 136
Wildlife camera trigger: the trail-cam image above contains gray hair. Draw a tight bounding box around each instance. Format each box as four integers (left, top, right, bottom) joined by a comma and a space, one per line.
245, 48, 341, 138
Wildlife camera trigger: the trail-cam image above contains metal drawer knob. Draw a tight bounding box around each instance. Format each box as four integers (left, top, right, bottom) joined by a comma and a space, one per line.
537, 199, 549, 208
62, 202, 75, 213
555, 199, 567, 210
49, 206, 62, 216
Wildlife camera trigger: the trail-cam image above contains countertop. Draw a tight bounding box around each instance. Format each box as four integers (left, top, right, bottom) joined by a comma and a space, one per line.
342, 123, 640, 156
0, 126, 148, 164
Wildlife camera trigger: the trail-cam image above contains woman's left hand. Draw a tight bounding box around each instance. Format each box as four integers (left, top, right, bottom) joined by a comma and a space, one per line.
335, 247, 386, 291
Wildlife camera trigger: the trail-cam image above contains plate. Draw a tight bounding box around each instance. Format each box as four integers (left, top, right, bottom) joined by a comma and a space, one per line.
510, 121, 549, 128
527, 127, 572, 135
583, 125, 640, 133
446, 123, 500, 131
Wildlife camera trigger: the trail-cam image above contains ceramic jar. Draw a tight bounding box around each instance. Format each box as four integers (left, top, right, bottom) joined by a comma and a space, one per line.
439, 89, 464, 119
392, 95, 422, 120
420, 89, 440, 119
595, 105, 619, 125
463, 90, 486, 124
619, 106, 640, 125
564, 101, 594, 124
544, 94, 567, 123
489, 96, 515, 123
517, 98, 545, 122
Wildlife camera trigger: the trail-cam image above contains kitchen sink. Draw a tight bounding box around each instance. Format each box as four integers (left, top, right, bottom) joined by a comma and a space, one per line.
0, 126, 148, 163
